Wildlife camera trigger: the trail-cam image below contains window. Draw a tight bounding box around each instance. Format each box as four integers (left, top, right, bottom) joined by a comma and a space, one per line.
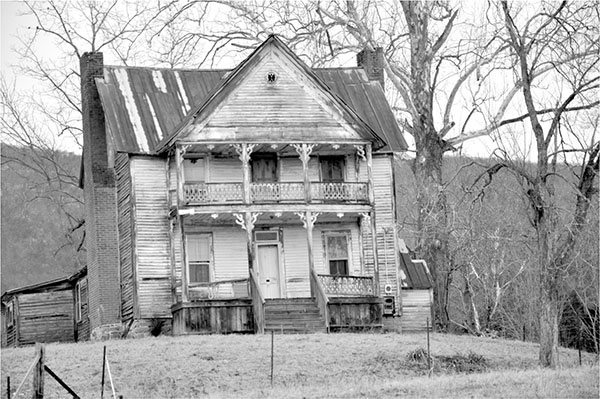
5, 302, 14, 327
74, 281, 83, 322
187, 234, 212, 284
251, 153, 277, 182
320, 156, 345, 182
324, 232, 350, 276
183, 158, 206, 183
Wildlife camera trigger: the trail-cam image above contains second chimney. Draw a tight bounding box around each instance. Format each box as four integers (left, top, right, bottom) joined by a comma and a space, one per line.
357, 47, 385, 90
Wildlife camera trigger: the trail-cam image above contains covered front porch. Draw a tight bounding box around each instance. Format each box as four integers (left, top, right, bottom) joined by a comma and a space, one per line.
170, 211, 384, 334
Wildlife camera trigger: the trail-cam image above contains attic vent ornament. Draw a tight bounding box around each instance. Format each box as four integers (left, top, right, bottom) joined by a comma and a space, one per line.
266, 72, 277, 84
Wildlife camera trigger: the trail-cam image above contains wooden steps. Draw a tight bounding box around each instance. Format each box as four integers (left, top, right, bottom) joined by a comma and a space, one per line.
264, 298, 326, 334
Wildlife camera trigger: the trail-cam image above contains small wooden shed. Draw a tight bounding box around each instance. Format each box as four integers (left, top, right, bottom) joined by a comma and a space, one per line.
398, 249, 433, 332
1, 267, 88, 347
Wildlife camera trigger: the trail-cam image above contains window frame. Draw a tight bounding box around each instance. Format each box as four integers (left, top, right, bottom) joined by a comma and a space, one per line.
74, 282, 82, 323
319, 155, 346, 183
251, 153, 278, 183
186, 233, 214, 286
5, 301, 14, 327
183, 156, 208, 184
322, 230, 352, 276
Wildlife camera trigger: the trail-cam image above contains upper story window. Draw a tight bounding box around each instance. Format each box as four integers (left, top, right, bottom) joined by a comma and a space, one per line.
324, 231, 351, 276
187, 234, 213, 284
184, 158, 205, 183
320, 156, 345, 182
251, 153, 277, 182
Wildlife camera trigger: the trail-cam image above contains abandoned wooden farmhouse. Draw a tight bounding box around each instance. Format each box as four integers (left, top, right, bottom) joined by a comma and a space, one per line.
77, 34, 429, 339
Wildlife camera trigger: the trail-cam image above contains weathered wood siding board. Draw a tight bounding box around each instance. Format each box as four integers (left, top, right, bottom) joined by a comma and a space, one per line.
2, 303, 16, 347
401, 289, 433, 331
171, 301, 253, 335
183, 226, 248, 283
279, 158, 320, 182
75, 278, 90, 341
313, 224, 362, 276
327, 298, 383, 330
168, 156, 177, 207
210, 158, 243, 182
185, 49, 365, 142
116, 153, 134, 321
173, 218, 183, 300
17, 291, 74, 345
131, 156, 172, 318
282, 226, 310, 297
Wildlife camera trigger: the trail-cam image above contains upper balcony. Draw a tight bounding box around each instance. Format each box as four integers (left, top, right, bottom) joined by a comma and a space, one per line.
170, 141, 375, 210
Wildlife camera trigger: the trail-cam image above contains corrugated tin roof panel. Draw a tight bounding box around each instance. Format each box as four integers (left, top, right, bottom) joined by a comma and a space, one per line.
97, 63, 406, 154
399, 253, 433, 289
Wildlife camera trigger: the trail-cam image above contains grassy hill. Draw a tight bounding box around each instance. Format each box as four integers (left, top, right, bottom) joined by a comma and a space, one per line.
1, 333, 598, 398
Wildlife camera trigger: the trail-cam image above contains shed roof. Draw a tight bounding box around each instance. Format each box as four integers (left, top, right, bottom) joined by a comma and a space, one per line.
399, 253, 433, 289
96, 37, 406, 155
1, 267, 87, 303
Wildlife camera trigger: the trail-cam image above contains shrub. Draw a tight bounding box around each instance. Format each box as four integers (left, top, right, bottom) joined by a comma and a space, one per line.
150, 318, 165, 337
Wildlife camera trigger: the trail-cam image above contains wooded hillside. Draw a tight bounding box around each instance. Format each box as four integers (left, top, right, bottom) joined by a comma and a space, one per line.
1, 145, 84, 293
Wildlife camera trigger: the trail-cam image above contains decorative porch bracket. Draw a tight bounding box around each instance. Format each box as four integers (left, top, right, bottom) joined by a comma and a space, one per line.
234, 212, 262, 271
354, 144, 366, 162
292, 143, 315, 203
232, 143, 256, 204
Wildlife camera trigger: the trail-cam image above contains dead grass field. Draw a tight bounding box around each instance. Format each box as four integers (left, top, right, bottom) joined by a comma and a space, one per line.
1, 332, 598, 398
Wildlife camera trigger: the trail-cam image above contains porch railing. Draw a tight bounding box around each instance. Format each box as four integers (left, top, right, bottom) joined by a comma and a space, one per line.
311, 182, 369, 202
249, 269, 265, 334
317, 275, 376, 297
188, 278, 250, 301
310, 268, 330, 332
184, 182, 369, 205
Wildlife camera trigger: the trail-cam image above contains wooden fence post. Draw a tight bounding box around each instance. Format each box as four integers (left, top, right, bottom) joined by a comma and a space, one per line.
101, 346, 106, 399
7, 376, 10, 399
270, 331, 274, 387
32, 343, 45, 399
426, 318, 431, 377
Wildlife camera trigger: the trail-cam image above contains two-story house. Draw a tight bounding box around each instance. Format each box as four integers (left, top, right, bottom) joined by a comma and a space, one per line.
81, 35, 408, 338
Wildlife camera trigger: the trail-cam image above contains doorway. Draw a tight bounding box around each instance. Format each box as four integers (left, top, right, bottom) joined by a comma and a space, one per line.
257, 244, 282, 298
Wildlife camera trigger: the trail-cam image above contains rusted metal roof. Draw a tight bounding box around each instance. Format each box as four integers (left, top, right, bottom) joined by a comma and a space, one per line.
1, 267, 87, 302
96, 41, 406, 154
399, 253, 433, 290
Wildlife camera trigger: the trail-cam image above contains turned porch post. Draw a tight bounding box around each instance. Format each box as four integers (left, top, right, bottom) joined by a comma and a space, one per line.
234, 143, 255, 205
175, 145, 185, 207
293, 144, 315, 203
297, 211, 319, 295
369, 211, 380, 296
365, 143, 375, 205
234, 212, 261, 271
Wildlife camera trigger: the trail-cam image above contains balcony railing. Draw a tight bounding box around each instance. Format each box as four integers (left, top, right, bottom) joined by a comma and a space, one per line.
317, 275, 376, 297
188, 278, 250, 301
184, 182, 369, 205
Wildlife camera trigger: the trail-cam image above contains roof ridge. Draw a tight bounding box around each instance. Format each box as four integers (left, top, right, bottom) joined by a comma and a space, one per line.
103, 65, 231, 73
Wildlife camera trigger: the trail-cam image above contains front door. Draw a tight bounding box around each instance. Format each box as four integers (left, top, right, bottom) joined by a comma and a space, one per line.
257, 244, 281, 298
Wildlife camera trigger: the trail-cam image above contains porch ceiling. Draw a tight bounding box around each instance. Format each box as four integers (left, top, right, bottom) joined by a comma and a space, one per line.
183, 210, 362, 227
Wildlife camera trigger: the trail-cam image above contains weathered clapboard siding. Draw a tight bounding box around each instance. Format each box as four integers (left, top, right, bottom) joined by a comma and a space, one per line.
116, 153, 134, 321
313, 224, 362, 276
186, 48, 366, 142
279, 157, 319, 182
75, 277, 90, 341
1, 301, 17, 347
401, 290, 433, 331
210, 158, 242, 182
17, 291, 74, 345
212, 228, 248, 280
131, 156, 172, 318
168, 156, 177, 207
171, 301, 253, 334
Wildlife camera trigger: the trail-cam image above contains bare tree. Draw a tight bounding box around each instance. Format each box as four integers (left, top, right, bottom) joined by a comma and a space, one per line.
473, 0, 600, 367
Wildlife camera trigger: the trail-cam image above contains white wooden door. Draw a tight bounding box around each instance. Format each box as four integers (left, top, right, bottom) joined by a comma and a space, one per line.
257, 245, 281, 298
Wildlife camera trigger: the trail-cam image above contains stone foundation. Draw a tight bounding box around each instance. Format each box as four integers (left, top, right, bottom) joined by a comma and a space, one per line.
126, 318, 173, 339
90, 323, 124, 341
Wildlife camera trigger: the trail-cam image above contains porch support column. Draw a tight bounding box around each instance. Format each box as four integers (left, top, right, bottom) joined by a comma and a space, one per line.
234, 143, 256, 204
292, 144, 315, 203
365, 143, 375, 205
179, 215, 189, 302
235, 212, 261, 270
297, 211, 320, 295
175, 145, 185, 207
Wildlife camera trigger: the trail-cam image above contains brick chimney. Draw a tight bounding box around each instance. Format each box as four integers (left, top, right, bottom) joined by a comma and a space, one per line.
80, 52, 121, 338
357, 47, 385, 90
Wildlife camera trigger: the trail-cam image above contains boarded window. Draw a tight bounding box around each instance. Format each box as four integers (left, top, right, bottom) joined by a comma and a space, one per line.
251, 154, 277, 182
324, 233, 350, 275
187, 234, 212, 284
183, 158, 205, 183
320, 156, 345, 182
